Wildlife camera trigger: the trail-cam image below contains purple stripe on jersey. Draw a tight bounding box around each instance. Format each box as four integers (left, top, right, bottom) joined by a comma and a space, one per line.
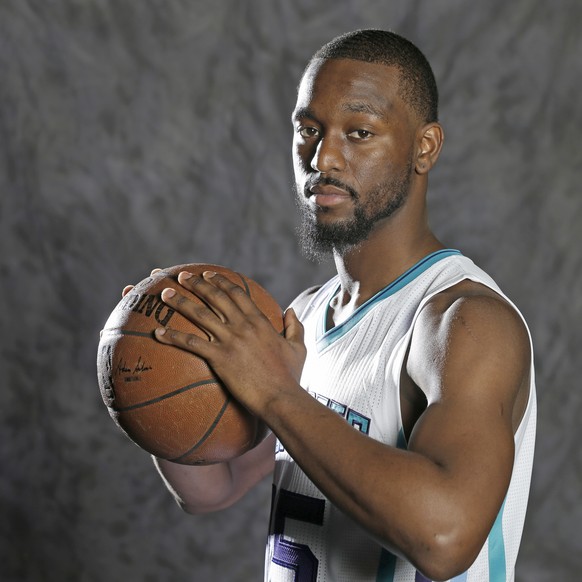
415, 571, 432, 581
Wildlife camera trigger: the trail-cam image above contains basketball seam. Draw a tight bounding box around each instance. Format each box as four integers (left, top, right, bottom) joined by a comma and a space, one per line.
112, 378, 217, 412
235, 272, 251, 296
169, 395, 232, 463
101, 268, 255, 465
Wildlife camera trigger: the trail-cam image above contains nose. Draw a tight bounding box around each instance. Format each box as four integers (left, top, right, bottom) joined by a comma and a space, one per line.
310, 135, 345, 173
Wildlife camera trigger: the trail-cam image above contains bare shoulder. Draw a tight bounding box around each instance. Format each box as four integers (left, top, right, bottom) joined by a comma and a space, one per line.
288, 285, 323, 318
418, 279, 530, 345
407, 279, 531, 426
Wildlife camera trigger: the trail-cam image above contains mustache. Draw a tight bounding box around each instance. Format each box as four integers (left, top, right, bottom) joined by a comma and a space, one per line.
304, 176, 358, 200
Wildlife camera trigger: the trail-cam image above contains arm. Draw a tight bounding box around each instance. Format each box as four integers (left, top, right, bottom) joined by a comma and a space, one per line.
121, 273, 276, 515
155, 272, 530, 580
150, 284, 318, 514
154, 432, 276, 514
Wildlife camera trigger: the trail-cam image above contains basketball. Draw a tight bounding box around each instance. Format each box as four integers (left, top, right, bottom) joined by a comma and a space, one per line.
97, 264, 283, 465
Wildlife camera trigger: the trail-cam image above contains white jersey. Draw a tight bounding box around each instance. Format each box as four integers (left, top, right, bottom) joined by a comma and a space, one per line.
265, 250, 536, 582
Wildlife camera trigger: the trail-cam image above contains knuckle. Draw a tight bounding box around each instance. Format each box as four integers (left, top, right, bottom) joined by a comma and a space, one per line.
229, 284, 247, 297
187, 274, 205, 289
194, 305, 214, 320
161, 328, 178, 343
239, 319, 253, 332
202, 284, 225, 303
209, 273, 226, 283
174, 293, 189, 307
185, 335, 199, 348
239, 317, 259, 335
214, 274, 242, 293
206, 282, 223, 295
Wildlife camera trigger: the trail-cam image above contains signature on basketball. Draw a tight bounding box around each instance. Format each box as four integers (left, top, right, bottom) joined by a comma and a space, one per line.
132, 356, 153, 374
116, 360, 131, 374
116, 356, 153, 378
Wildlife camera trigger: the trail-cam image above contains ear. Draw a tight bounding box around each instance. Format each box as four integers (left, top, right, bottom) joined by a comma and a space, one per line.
415, 122, 444, 175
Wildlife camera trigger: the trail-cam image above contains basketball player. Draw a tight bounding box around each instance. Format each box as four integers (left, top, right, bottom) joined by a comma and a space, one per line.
150, 30, 536, 581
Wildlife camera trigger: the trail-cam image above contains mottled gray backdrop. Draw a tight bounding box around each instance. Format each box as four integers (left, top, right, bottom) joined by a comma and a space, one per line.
1, 1, 581, 581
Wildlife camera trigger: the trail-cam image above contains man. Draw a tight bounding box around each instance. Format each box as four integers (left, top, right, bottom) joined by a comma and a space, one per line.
151, 30, 536, 581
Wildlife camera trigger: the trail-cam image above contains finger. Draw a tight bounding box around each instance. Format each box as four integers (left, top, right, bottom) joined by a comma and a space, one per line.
176, 271, 248, 323
154, 326, 215, 361
150, 268, 162, 276
160, 287, 224, 339
284, 308, 305, 344
200, 271, 261, 317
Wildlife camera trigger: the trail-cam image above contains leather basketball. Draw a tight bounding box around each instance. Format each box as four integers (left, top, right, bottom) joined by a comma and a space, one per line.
97, 264, 283, 465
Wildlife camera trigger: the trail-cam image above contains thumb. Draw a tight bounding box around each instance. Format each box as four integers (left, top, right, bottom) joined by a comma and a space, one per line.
283, 307, 304, 344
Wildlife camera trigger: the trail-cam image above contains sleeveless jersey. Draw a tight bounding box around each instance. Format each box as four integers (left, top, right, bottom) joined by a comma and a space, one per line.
265, 250, 536, 582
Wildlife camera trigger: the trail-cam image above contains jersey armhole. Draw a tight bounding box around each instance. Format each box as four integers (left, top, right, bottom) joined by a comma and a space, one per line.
392, 273, 475, 450
394, 273, 536, 449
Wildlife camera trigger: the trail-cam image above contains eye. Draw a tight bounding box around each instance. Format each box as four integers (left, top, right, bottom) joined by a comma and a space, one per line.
297, 126, 319, 139
349, 129, 373, 140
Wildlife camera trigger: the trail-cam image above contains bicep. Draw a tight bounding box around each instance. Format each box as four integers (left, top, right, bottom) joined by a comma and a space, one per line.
405, 293, 530, 536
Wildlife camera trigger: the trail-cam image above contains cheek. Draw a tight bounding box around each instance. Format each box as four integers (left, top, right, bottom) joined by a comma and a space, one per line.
351, 144, 408, 184
292, 142, 312, 176
350, 152, 389, 186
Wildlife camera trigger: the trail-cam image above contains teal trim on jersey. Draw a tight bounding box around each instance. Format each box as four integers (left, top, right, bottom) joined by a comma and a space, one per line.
373, 478, 504, 582
376, 548, 397, 581
396, 427, 408, 450
488, 498, 507, 581
317, 249, 462, 351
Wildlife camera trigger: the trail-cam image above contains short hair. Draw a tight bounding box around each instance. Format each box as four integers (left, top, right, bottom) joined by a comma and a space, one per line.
307, 29, 439, 124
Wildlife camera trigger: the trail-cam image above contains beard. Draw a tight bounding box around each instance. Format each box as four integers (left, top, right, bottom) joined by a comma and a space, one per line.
295, 161, 412, 262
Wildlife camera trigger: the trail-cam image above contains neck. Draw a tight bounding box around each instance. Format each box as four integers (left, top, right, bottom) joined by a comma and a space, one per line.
331, 206, 443, 311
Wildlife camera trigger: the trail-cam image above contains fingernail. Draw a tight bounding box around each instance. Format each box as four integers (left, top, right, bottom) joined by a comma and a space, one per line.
155, 328, 166, 336
203, 271, 216, 279
180, 271, 193, 280
161, 288, 176, 299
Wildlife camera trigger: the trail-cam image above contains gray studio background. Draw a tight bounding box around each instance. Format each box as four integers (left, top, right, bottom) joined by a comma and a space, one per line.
1, 1, 581, 581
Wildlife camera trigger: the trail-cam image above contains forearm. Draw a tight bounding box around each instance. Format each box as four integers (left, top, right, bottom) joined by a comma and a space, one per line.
153, 433, 276, 514
264, 386, 494, 577
153, 457, 236, 514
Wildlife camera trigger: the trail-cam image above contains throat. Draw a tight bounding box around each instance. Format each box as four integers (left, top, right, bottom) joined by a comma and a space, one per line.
325, 288, 360, 331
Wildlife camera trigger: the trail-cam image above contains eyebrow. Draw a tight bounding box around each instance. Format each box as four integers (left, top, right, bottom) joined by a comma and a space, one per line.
341, 101, 386, 119
291, 107, 316, 123
291, 102, 387, 124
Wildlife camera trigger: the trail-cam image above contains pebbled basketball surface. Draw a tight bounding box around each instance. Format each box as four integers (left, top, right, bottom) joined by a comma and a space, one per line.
97, 264, 283, 464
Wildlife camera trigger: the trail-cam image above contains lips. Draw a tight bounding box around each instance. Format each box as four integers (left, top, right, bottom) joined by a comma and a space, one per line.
308, 183, 353, 207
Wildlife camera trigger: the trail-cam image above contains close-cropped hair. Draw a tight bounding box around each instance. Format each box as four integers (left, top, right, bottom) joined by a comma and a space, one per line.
308, 29, 439, 124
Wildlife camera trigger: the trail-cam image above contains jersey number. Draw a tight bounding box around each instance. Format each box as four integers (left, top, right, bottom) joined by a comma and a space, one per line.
271, 487, 325, 582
